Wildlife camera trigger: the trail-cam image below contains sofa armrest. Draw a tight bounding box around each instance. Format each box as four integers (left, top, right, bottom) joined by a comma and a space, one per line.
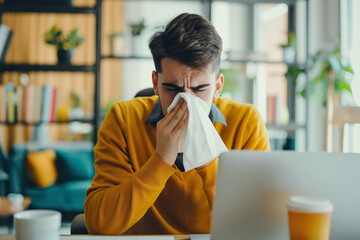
9, 145, 28, 193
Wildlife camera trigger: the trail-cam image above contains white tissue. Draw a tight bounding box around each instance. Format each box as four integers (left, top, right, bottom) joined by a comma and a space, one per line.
167, 92, 228, 171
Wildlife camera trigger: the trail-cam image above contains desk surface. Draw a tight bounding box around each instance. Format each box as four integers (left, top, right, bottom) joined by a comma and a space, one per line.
0, 235, 191, 240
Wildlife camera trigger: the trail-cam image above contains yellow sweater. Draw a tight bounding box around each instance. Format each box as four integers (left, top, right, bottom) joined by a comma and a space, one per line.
85, 96, 270, 235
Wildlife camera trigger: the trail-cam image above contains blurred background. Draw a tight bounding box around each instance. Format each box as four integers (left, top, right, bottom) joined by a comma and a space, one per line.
0, 0, 358, 233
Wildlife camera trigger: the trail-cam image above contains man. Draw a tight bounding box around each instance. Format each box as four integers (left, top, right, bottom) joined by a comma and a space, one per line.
84, 13, 270, 235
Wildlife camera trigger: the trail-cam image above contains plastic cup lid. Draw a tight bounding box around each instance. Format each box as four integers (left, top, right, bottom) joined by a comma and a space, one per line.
287, 196, 333, 213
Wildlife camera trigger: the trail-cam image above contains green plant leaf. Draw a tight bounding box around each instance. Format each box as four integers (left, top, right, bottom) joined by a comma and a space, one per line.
44, 25, 84, 50
344, 66, 354, 73
299, 89, 306, 98
335, 80, 352, 94
312, 73, 326, 84
331, 44, 341, 59
130, 19, 146, 36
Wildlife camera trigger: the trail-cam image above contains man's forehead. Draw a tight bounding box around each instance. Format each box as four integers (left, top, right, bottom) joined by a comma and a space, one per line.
160, 63, 215, 85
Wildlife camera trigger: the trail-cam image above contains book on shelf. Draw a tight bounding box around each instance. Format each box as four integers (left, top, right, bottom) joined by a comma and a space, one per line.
34, 85, 42, 123
5, 82, 17, 124
267, 95, 281, 125
40, 85, 53, 122
0, 24, 13, 62
16, 85, 23, 122
0, 84, 59, 124
50, 87, 58, 122
0, 85, 5, 122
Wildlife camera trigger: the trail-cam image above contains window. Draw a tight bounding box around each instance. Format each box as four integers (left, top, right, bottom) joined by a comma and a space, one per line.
341, 0, 360, 152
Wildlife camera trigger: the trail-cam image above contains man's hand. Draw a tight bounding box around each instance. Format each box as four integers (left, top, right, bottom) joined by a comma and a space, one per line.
156, 98, 189, 166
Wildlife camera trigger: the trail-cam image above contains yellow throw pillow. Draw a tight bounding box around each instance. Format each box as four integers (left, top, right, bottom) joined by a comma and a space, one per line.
26, 149, 57, 188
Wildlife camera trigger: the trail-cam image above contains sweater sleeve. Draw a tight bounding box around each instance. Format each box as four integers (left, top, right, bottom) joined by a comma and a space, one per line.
242, 105, 270, 151
84, 104, 176, 234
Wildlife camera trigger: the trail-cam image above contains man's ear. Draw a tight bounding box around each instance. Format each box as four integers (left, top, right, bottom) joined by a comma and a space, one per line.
152, 71, 159, 96
214, 73, 224, 99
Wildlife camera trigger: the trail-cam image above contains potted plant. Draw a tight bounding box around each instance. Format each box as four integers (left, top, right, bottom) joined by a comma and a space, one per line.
129, 19, 146, 56
44, 25, 85, 64
285, 44, 354, 106
69, 91, 84, 120
130, 18, 146, 37
108, 32, 124, 56
280, 31, 297, 63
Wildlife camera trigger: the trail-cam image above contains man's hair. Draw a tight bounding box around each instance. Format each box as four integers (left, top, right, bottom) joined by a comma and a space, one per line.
148, 13, 223, 74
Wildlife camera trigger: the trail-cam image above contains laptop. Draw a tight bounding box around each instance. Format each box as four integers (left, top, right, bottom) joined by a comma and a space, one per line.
208, 151, 360, 240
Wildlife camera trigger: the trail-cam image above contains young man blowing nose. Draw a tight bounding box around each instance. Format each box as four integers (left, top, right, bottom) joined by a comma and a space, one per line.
84, 13, 270, 235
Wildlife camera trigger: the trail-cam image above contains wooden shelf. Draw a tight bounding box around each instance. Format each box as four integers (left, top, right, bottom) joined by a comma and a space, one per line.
0, 64, 96, 72
101, 55, 152, 60
1, 5, 97, 14
103, 0, 302, 4
266, 123, 306, 131
0, 120, 94, 126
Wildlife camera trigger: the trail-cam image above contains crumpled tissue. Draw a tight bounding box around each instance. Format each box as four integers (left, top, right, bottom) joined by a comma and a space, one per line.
167, 92, 228, 171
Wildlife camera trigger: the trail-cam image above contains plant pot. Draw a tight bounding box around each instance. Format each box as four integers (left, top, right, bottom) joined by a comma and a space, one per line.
110, 36, 124, 56
57, 49, 73, 65
131, 36, 143, 56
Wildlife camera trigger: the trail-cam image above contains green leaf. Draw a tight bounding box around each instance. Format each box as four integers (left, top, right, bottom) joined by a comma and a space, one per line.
335, 81, 352, 94
311, 50, 322, 64
344, 66, 354, 73
299, 89, 306, 98
312, 73, 326, 84
331, 44, 341, 59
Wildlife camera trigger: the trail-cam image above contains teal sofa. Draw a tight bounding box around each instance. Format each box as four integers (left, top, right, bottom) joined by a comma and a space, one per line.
9, 141, 94, 213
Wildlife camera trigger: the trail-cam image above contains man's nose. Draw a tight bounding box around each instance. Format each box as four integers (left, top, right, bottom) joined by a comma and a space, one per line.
182, 88, 191, 94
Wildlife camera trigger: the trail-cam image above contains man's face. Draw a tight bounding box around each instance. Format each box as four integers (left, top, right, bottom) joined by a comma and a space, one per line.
152, 58, 224, 116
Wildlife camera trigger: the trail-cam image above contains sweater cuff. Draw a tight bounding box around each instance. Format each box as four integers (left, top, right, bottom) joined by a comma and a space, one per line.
133, 152, 176, 191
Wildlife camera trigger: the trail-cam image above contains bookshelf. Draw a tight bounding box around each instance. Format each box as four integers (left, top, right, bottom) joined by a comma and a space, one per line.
0, 0, 102, 145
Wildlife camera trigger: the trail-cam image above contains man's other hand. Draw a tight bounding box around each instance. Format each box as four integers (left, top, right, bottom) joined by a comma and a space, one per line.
156, 98, 189, 166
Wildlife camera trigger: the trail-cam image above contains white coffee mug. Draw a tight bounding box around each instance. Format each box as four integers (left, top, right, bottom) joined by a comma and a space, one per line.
14, 210, 61, 240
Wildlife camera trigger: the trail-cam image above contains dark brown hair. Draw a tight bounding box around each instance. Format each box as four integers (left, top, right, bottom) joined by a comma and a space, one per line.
148, 13, 223, 74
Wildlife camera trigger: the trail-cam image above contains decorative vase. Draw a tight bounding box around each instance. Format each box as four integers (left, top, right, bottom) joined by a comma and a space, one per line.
282, 47, 296, 63
57, 49, 73, 65
69, 107, 84, 120
110, 36, 124, 56
33, 123, 51, 145
131, 36, 143, 56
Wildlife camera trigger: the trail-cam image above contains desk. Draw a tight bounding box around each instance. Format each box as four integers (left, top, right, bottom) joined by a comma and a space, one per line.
0, 235, 190, 240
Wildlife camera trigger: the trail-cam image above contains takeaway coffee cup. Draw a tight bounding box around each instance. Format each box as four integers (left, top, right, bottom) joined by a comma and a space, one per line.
287, 196, 333, 240
14, 210, 61, 240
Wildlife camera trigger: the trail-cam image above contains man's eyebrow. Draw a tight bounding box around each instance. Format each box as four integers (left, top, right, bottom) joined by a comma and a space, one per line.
162, 83, 182, 89
190, 84, 210, 90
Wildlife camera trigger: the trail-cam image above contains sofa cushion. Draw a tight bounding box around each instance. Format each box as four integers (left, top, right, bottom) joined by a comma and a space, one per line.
26, 149, 57, 188
25, 179, 91, 212
56, 149, 94, 182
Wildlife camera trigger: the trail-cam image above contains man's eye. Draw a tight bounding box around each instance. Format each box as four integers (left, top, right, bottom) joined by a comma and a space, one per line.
165, 88, 178, 92
192, 88, 205, 92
